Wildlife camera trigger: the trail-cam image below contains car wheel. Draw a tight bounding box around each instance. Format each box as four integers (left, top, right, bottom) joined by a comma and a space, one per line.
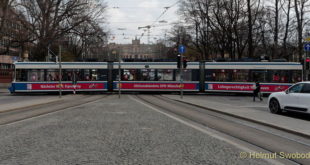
269, 98, 282, 114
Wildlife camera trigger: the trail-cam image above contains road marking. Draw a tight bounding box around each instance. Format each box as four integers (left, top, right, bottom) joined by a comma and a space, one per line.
130, 96, 284, 165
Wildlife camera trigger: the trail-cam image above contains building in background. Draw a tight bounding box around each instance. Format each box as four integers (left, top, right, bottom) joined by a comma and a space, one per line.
109, 38, 168, 61
0, 8, 31, 84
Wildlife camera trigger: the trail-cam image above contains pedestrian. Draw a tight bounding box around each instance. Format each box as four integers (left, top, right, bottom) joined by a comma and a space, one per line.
253, 81, 263, 101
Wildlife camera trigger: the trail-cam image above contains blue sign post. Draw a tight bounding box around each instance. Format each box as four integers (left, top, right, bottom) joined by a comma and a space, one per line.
179, 45, 186, 54
178, 45, 186, 99
304, 43, 310, 51
12, 56, 19, 61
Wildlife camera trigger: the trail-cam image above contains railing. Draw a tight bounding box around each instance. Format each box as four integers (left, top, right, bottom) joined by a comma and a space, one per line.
0, 69, 13, 83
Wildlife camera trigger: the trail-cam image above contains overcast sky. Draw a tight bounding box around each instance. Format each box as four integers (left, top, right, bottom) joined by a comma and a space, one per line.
105, 0, 180, 44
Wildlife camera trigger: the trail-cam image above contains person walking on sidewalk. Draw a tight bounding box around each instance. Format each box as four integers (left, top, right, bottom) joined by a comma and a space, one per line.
253, 81, 262, 101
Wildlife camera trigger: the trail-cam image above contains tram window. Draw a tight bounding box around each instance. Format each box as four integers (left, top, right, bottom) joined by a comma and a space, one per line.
83, 69, 91, 81
191, 70, 200, 81
206, 69, 250, 82
122, 69, 136, 81
251, 70, 268, 82
46, 69, 60, 81
208, 69, 232, 82
157, 69, 173, 81
291, 70, 302, 83
205, 70, 216, 81
98, 69, 108, 81
176, 69, 197, 81
16, 69, 27, 81
62, 70, 73, 81
178, 69, 200, 81
232, 70, 249, 82
140, 69, 156, 81
27, 69, 44, 82
112, 69, 119, 81
269, 70, 292, 83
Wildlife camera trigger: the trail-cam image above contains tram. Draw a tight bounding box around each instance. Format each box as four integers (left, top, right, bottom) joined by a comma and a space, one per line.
8, 61, 302, 93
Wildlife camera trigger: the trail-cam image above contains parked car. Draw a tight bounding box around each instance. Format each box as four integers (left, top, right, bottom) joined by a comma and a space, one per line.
268, 82, 310, 114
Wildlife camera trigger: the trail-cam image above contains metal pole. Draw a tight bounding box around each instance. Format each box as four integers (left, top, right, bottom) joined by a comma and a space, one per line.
47, 44, 49, 62
303, 53, 305, 81
58, 45, 62, 98
307, 51, 309, 81
118, 49, 121, 99
73, 70, 76, 94
179, 27, 184, 99
180, 53, 183, 99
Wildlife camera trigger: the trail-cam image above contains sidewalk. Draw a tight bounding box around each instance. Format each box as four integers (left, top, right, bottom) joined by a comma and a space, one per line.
163, 95, 310, 137
0, 95, 74, 113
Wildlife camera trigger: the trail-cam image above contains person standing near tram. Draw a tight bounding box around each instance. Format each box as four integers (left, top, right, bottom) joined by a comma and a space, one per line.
253, 81, 262, 101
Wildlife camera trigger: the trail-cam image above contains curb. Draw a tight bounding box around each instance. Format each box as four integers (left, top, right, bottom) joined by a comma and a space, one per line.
162, 95, 310, 139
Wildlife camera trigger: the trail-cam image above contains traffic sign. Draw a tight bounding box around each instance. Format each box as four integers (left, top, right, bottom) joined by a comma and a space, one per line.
304, 43, 310, 51
12, 56, 19, 61
305, 37, 310, 42
179, 45, 186, 54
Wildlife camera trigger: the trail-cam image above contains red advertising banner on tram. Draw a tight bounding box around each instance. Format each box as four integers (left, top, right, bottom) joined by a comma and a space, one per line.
206, 83, 291, 93
116, 82, 199, 90
27, 83, 106, 90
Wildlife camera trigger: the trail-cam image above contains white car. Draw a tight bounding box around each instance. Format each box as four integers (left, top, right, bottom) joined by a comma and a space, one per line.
268, 82, 310, 114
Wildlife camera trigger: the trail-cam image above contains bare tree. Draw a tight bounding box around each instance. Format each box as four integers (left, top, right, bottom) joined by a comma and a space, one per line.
0, 0, 12, 31
179, 0, 211, 60
15, 0, 107, 61
281, 0, 292, 60
247, 0, 254, 57
69, 20, 108, 60
271, 0, 282, 59
176, 0, 308, 62
294, 0, 309, 62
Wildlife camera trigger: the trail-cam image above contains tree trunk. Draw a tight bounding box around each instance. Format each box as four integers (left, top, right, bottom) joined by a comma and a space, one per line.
273, 0, 279, 59
247, 0, 254, 58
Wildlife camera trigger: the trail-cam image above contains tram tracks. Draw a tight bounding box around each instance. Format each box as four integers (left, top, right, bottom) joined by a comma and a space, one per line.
135, 95, 310, 165
0, 95, 109, 125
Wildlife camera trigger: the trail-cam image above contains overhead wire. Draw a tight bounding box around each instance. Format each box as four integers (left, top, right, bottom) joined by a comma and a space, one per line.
138, 0, 181, 41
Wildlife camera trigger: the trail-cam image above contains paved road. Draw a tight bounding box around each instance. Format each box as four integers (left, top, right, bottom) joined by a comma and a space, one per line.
168, 94, 310, 121
138, 95, 310, 164
0, 95, 268, 165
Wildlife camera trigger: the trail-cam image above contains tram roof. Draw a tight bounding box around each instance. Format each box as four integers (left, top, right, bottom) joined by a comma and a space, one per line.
13, 61, 302, 70
14, 62, 108, 69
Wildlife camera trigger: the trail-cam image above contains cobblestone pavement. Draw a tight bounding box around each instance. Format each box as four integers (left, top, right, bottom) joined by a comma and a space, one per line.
0, 95, 269, 165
